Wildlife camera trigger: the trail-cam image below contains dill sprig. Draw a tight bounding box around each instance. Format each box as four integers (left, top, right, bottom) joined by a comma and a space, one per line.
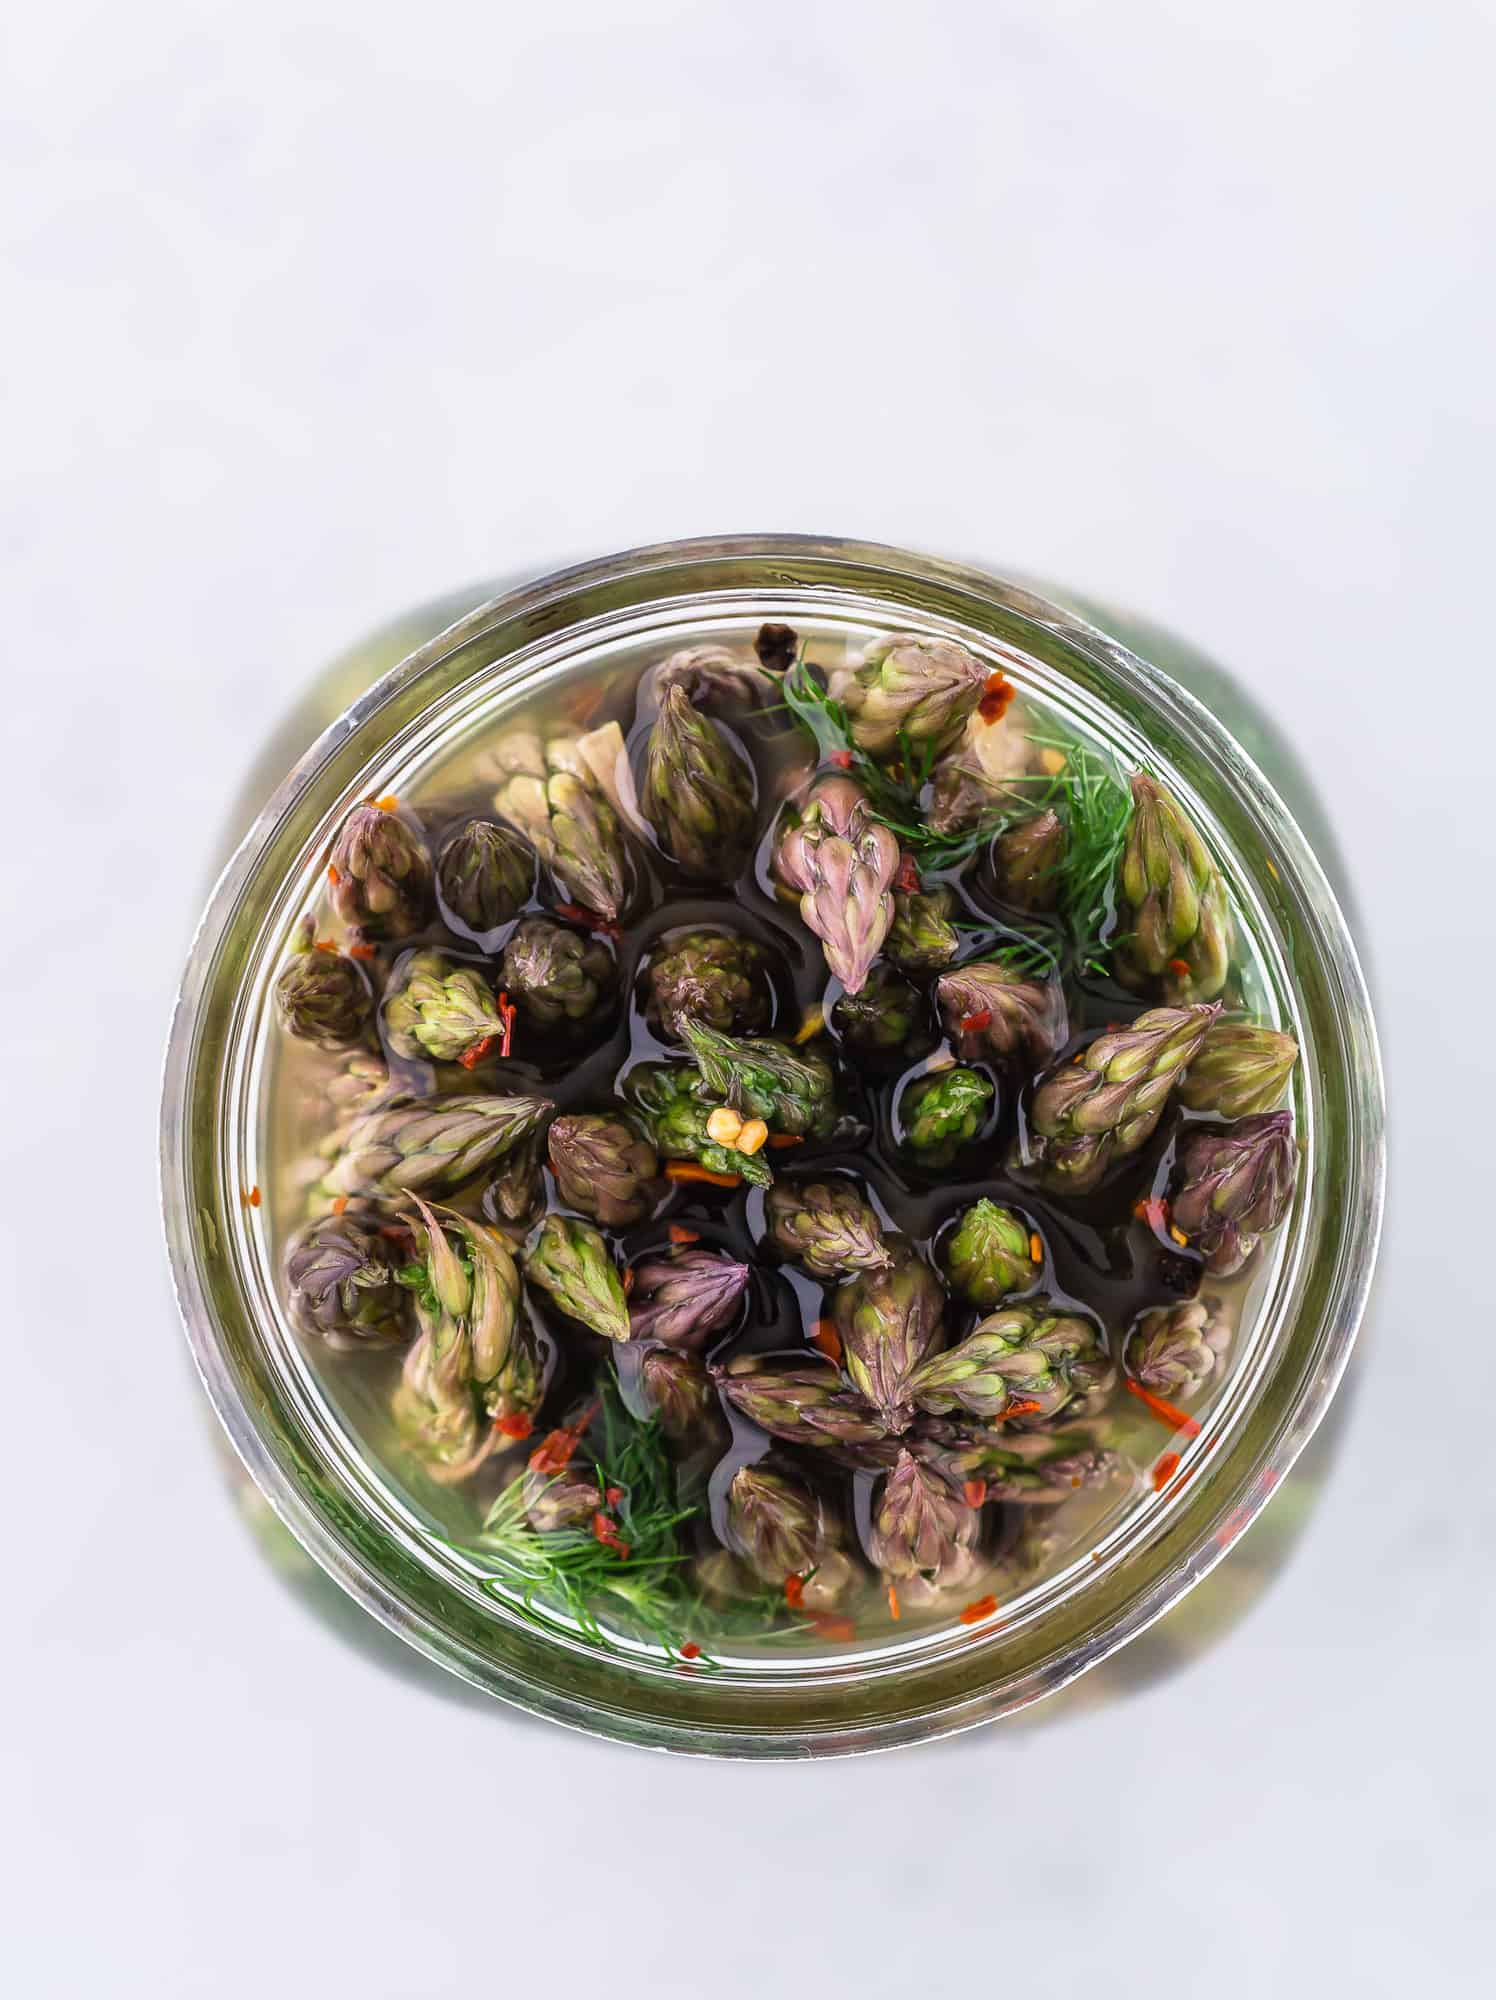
465, 1371, 702, 1661
781, 657, 1134, 968
1020, 736, 1134, 975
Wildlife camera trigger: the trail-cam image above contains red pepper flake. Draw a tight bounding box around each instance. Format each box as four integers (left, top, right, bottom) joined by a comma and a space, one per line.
678, 1641, 701, 1661
621, 1266, 635, 1296
314, 938, 339, 953
348, 942, 376, 960
667, 1160, 742, 1188
767, 1133, 804, 1150
783, 1574, 805, 1610
326, 863, 340, 886
373, 794, 400, 812
552, 902, 622, 941
962, 1479, 988, 1509
810, 1613, 856, 1643
895, 854, 922, 894
828, 748, 855, 769
809, 1319, 842, 1364
959, 1007, 993, 1035
887, 1584, 901, 1621
604, 1486, 624, 1506
530, 1428, 579, 1475
1003, 1398, 1043, 1420
1028, 1232, 1043, 1264
958, 1594, 999, 1625
668, 1224, 700, 1245
1152, 1450, 1182, 1492
458, 1036, 496, 1071
1167, 957, 1191, 978
331, 1196, 349, 1216
1125, 1377, 1203, 1438
493, 1412, 533, 1440
241, 1185, 261, 1208
495, 991, 516, 1059
1133, 1195, 1170, 1233
591, 1513, 630, 1559
977, 672, 1015, 723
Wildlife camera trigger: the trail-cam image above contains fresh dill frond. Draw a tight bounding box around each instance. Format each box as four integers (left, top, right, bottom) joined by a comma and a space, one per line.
1023, 736, 1134, 973
463, 1369, 702, 1662
781, 654, 1134, 969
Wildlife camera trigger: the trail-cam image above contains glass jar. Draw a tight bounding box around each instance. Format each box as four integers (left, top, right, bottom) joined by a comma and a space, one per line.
160, 535, 1383, 1755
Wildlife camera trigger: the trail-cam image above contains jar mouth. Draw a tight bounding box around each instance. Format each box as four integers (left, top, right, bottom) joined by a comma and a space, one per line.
160, 534, 1384, 1755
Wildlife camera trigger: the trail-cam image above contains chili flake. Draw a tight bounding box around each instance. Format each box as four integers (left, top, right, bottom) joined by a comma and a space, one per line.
959, 1008, 994, 1035
326, 863, 340, 886
604, 1486, 624, 1506
530, 1429, 579, 1475
494, 1412, 533, 1440
783, 1574, 805, 1610
1124, 1377, 1203, 1438
962, 1479, 988, 1509
828, 748, 854, 769
1134, 1195, 1170, 1233
809, 1319, 842, 1364
1167, 957, 1190, 978
373, 794, 400, 811
895, 854, 921, 894
977, 672, 1015, 723
668, 1224, 701, 1246
1028, 1232, 1043, 1263
591, 1513, 630, 1559
241, 1185, 261, 1208
348, 942, 376, 960
331, 1196, 349, 1216
678, 1641, 701, 1661
958, 1595, 999, 1625
458, 1036, 496, 1071
1152, 1451, 1182, 1492
887, 1585, 901, 1621
810, 1613, 856, 1643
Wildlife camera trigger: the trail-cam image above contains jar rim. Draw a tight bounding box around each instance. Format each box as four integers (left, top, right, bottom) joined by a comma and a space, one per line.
160, 534, 1385, 1756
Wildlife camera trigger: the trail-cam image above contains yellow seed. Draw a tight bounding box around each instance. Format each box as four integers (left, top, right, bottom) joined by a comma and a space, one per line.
794, 1006, 826, 1044
736, 1119, 769, 1155
706, 1106, 744, 1146
1039, 748, 1067, 776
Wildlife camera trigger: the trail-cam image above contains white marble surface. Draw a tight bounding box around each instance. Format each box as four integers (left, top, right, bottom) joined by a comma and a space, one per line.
4, 4, 1491, 1994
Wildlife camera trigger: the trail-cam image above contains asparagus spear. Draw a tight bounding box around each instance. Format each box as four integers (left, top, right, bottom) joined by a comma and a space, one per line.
328, 802, 433, 939
500, 917, 615, 1027
641, 682, 757, 878
436, 818, 534, 937
765, 1179, 891, 1280
524, 1213, 631, 1342
274, 916, 373, 1050
1026, 1003, 1219, 1192
1116, 775, 1234, 1003
645, 930, 770, 1042
1178, 1020, 1299, 1119
829, 633, 991, 757
323, 1093, 554, 1197
1171, 1111, 1297, 1275
773, 775, 899, 993
943, 1199, 1039, 1307
547, 1114, 660, 1227
625, 1248, 750, 1347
